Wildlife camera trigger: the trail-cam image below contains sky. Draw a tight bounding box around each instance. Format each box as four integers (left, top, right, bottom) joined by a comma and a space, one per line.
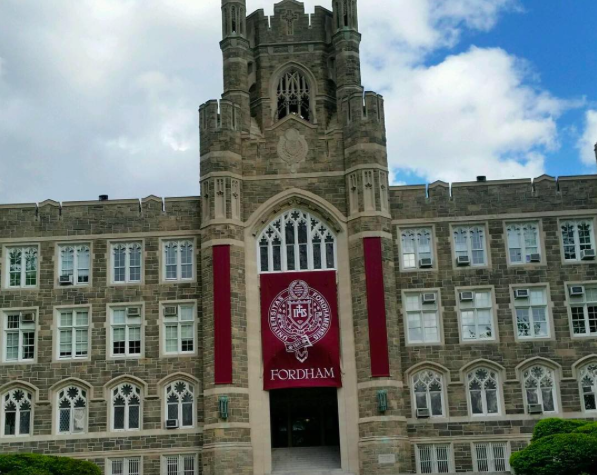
0, 0, 596, 203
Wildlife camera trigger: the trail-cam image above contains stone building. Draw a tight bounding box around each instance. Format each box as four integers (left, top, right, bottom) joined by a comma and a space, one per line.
1, 0, 597, 474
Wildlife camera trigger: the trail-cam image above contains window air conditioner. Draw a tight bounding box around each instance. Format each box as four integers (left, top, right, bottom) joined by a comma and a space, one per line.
529, 253, 541, 263
164, 306, 178, 317
59, 275, 73, 285
21, 312, 36, 323
456, 255, 471, 267
581, 249, 596, 261
528, 404, 543, 415
570, 286, 585, 297
514, 289, 530, 299
422, 293, 437, 304
460, 291, 474, 302
165, 419, 179, 429
419, 258, 433, 269
416, 408, 431, 419
127, 307, 141, 318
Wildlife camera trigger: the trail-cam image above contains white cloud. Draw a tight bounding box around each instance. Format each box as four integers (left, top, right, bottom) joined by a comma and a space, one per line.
577, 110, 597, 168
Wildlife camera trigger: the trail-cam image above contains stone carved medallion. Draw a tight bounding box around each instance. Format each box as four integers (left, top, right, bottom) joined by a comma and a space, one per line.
277, 128, 308, 173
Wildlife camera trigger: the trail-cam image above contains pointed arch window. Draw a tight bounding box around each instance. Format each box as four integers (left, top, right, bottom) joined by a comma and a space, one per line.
111, 242, 142, 284
277, 70, 311, 122
59, 244, 90, 285
165, 381, 195, 428
413, 370, 444, 417
523, 366, 557, 413
580, 363, 597, 412
2, 388, 32, 437
467, 368, 500, 416
112, 383, 141, 431
258, 209, 336, 273
57, 386, 87, 434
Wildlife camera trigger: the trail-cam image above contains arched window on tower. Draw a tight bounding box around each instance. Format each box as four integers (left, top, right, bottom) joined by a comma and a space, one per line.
258, 209, 336, 273
277, 70, 311, 122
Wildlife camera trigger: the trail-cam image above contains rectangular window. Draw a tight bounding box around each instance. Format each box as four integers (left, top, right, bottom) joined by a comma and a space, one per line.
111, 242, 142, 284
561, 220, 595, 261
514, 287, 550, 339
110, 307, 142, 357
453, 225, 487, 267
163, 304, 196, 355
58, 309, 89, 359
507, 222, 540, 264
417, 444, 451, 474
569, 286, 597, 336
400, 228, 433, 269
3, 311, 36, 362
6, 246, 38, 288
474, 442, 509, 472
404, 292, 441, 344
163, 240, 194, 281
58, 244, 90, 285
459, 290, 495, 341
109, 458, 141, 475
164, 455, 196, 475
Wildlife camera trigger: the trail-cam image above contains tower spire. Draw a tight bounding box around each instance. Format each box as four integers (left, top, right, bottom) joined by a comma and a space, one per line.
221, 0, 247, 40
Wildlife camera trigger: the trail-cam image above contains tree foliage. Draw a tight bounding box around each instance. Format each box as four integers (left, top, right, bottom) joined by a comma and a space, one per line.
0, 454, 101, 475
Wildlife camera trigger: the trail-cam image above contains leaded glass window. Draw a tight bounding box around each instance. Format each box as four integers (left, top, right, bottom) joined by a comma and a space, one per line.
7, 246, 38, 288
580, 364, 597, 412
524, 366, 556, 413
59, 245, 90, 285
413, 370, 444, 417
277, 70, 311, 121
57, 386, 87, 434
401, 228, 433, 269
112, 383, 141, 431
506, 222, 540, 264
453, 226, 487, 266
166, 381, 195, 428
561, 220, 595, 261
468, 368, 500, 416
2, 388, 32, 437
111, 242, 142, 283
163, 240, 194, 281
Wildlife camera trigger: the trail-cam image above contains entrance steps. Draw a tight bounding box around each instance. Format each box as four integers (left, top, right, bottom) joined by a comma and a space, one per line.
272, 447, 352, 475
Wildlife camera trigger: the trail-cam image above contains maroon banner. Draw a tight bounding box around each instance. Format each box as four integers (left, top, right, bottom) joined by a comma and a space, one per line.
261, 271, 342, 390
363, 238, 391, 377
213, 245, 233, 385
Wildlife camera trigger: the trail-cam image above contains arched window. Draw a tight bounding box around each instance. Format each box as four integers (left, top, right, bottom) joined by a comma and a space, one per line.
277, 70, 311, 122
2, 388, 32, 436
453, 225, 487, 266
165, 381, 195, 428
580, 363, 597, 412
258, 209, 336, 273
413, 370, 444, 417
401, 228, 433, 269
112, 383, 141, 431
57, 386, 87, 434
523, 366, 556, 413
467, 368, 500, 416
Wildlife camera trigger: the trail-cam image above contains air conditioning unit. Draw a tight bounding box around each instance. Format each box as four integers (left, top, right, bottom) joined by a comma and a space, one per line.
164, 306, 178, 317
528, 404, 543, 415
127, 307, 141, 318
460, 291, 474, 302
456, 255, 471, 267
515, 289, 530, 299
21, 312, 36, 323
165, 419, 179, 429
581, 249, 596, 261
59, 274, 73, 285
570, 286, 585, 297
529, 253, 541, 263
416, 408, 430, 419
422, 293, 437, 304
419, 258, 433, 269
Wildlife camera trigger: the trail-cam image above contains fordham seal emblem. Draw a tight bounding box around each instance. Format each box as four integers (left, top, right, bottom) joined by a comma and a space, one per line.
277, 128, 308, 173
268, 280, 332, 363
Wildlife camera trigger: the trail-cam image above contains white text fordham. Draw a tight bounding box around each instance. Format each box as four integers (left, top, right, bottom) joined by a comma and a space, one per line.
270, 368, 335, 381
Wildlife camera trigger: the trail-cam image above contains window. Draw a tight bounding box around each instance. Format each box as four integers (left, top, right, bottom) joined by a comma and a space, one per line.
276, 70, 311, 122
523, 366, 557, 413
453, 225, 487, 266
57, 386, 87, 434
404, 292, 441, 344
111, 242, 142, 284
110, 307, 142, 358
561, 220, 594, 261
108, 458, 141, 475
467, 368, 500, 416
416, 444, 451, 474
112, 383, 141, 431
580, 363, 597, 412
3, 311, 36, 362
401, 228, 433, 269
507, 222, 540, 264
474, 442, 509, 472
413, 370, 444, 417
258, 209, 336, 273
163, 240, 194, 282
165, 381, 195, 428
569, 286, 597, 336
514, 287, 550, 339
164, 455, 196, 475
6, 246, 38, 288
459, 290, 495, 341
58, 308, 89, 360
163, 304, 196, 355
2, 388, 32, 437
59, 245, 90, 285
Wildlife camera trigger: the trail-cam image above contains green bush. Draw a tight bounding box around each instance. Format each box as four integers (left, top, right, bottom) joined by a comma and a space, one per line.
574, 421, 597, 437
531, 418, 588, 441
0, 454, 100, 475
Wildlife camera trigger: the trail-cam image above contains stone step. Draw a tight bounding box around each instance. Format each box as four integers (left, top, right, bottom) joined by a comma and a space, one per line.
272, 446, 343, 473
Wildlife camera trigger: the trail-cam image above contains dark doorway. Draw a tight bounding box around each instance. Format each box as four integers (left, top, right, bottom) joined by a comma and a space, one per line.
270, 388, 340, 449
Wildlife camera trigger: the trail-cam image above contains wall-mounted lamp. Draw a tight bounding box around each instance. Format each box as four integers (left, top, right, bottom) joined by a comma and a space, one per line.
377, 390, 388, 414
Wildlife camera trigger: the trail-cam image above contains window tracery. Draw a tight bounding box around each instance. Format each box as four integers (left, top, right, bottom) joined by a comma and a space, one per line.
277, 70, 311, 122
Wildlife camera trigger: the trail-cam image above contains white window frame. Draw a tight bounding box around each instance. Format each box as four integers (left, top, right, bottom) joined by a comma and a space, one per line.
55, 385, 88, 435
1, 387, 33, 438
522, 365, 558, 414
161, 239, 196, 283
415, 444, 453, 474
456, 288, 498, 343
511, 285, 552, 341
162, 454, 198, 475
580, 363, 597, 413
2, 309, 37, 363
451, 224, 489, 268
107, 457, 142, 475
109, 241, 143, 285
163, 381, 196, 429
399, 226, 435, 271
161, 302, 197, 357
567, 283, 597, 338
56, 306, 91, 361
505, 221, 542, 265
108, 305, 144, 359
57, 243, 91, 286
466, 367, 502, 417
403, 290, 442, 345
411, 369, 446, 418
3, 245, 39, 289
472, 441, 510, 473
110, 382, 142, 432
560, 218, 595, 263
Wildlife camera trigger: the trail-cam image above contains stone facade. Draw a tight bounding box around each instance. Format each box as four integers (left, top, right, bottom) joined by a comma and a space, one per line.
0, 1, 596, 474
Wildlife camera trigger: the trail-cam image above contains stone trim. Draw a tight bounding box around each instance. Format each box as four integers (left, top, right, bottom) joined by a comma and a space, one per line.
203, 422, 252, 430
201, 239, 245, 249
357, 380, 403, 390
392, 209, 597, 225
359, 416, 407, 424
0, 230, 201, 244
203, 387, 249, 396
409, 434, 530, 443
348, 231, 393, 242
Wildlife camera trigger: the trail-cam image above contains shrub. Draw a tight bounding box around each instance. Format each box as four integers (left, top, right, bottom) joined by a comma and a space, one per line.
0, 454, 100, 475
531, 418, 588, 441
574, 421, 597, 437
